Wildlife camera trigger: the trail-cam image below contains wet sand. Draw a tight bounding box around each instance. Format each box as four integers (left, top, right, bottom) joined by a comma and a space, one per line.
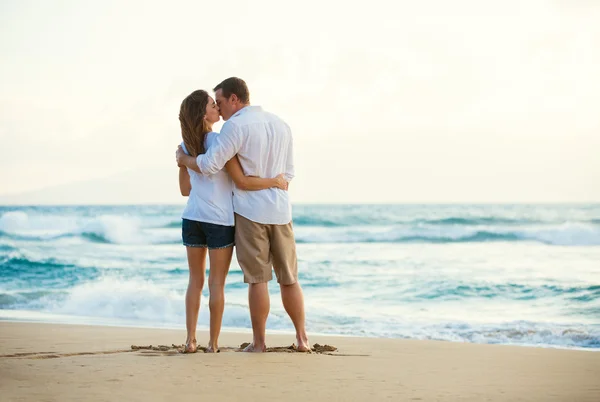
1, 322, 599, 401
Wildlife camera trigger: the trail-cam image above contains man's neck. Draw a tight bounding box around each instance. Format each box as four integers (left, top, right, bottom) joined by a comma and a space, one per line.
232, 103, 250, 115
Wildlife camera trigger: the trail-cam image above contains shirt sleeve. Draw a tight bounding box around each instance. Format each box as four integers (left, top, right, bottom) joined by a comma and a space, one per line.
285, 129, 295, 182
180, 142, 189, 155
196, 124, 243, 175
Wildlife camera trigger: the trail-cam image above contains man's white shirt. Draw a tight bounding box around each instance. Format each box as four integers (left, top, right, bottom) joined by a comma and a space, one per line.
196, 106, 294, 225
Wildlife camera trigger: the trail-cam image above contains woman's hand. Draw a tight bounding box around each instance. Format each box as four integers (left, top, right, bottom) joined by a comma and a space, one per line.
274, 174, 289, 190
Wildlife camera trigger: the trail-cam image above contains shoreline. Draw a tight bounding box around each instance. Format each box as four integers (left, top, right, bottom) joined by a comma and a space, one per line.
2, 321, 599, 401
1, 314, 598, 352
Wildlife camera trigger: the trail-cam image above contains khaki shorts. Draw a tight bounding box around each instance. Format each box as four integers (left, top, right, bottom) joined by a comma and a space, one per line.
234, 213, 298, 285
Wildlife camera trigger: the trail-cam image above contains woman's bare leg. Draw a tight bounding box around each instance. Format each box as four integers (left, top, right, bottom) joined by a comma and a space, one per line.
206, 246, 233, 352
185, 246, 207, 352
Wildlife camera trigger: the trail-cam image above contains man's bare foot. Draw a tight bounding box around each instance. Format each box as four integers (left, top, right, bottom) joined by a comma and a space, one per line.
205, 345, 220, 353
183, 338, 197, 353
242, 343, 266, 353
296, 335, 310, 352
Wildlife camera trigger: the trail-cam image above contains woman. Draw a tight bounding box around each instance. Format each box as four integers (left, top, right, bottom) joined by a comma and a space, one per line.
178, 89, 287, 353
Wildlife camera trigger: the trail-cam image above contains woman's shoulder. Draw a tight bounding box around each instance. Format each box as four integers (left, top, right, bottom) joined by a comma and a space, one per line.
180, 141, 189, 155
205, 131, 219, 148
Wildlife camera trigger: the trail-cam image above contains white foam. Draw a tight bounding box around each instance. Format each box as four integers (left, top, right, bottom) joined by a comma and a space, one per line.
0, 211, 179, 245
520, 223, 600, 246
4, 273, 598, 349
80, 215, 144, 244
0, 211, 80, 237
50, 277, 183, 321
293, 223, 600, 246
0, 211, 30, 233
4, 211, 599, 246
43, 277, 258, 329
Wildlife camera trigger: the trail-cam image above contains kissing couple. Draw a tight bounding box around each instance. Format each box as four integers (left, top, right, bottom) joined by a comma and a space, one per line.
175, 77, 309, 353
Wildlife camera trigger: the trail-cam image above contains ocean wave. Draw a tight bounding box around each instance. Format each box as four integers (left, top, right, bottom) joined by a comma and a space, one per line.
292, 215, 363, 227
163, 214, 600, 229
4, 289, 599, 349
422, 217, 526, 225
444, 322, 600, 349
20, 277, 263, 330
49, 277, 184, 321
1, 271, 598, 349
0, 211, 29, 233
0, 290, 68, 309
0, 211, 179, 245
310, 319, 600, 349
3, 223, 599, 246
415, 322, 600, 349
3, 211, 600, 246
294, 223, 600, 246
1, 254, 100, 287
292, 215, 534, 227
409, 282, 600, 301
0, 243, 15, 252
163, 221, 182, 229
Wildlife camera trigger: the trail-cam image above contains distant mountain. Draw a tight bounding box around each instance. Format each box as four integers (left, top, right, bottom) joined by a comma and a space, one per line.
0, 168, 186, 205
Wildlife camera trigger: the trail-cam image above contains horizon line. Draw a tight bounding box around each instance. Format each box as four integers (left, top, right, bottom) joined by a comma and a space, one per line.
1, 201, 599, 208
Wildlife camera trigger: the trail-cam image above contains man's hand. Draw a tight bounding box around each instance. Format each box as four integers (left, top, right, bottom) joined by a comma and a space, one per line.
176, 145, 186, 167
176, 145, 201, 173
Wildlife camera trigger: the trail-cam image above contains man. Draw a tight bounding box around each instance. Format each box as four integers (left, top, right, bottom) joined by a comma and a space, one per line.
176, 77, 309, 352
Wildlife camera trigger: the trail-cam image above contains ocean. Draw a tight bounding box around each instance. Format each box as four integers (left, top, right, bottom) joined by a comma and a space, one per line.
1, 204, 599, 349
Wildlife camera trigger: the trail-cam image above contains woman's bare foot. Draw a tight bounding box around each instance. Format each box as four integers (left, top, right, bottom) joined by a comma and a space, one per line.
242, 343, 266, 353
183, 338, 197, 353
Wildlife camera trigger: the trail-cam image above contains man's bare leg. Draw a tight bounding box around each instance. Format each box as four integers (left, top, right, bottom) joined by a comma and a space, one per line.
245, 282, 270, 352
280, 282, 309, 351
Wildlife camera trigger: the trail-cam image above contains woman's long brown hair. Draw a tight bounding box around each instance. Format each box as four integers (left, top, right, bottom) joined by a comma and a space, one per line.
179, 90, 211, 157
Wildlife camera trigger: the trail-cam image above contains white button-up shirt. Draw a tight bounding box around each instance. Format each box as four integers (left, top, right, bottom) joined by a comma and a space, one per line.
180, 133, 234, 226
196, 106, 294, 225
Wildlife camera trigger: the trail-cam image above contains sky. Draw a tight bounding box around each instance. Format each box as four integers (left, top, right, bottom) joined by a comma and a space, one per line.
1, 0, 599, 204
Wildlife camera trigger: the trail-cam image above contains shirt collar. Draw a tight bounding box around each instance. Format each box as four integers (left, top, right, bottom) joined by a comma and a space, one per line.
230, 105, 261, 119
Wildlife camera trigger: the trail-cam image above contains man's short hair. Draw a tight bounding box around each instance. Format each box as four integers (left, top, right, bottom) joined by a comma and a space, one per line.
213, 77, 250, 104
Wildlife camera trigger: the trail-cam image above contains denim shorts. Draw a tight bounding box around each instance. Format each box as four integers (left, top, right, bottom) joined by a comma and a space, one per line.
181, 219, 235, 249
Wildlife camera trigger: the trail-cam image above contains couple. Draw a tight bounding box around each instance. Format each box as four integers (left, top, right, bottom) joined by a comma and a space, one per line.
175, 77, 309, 353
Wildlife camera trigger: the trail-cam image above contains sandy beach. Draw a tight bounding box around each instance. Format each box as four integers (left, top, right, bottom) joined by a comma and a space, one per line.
0, 322, 598, 401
